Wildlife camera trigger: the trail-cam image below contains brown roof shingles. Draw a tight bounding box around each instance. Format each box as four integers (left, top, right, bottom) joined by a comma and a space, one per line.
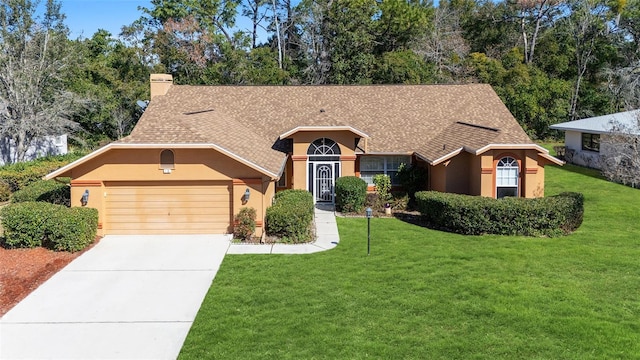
122, 84, 532, 175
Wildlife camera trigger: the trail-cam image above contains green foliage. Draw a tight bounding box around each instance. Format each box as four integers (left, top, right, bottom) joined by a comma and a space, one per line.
374, 50, 434, 84
1, 202, 98, 252
335, 176, 367, 213
1, 202, 52, 248
0, 152, 84, 192
47, 207, 99, 252
233, 207, 257, 241
265, 190, 314, 243
11, 180, 70, 206
0, 181, 11, 202
396, 163, 427, 199
415, 191, 584, 237
372, 174, 392, 202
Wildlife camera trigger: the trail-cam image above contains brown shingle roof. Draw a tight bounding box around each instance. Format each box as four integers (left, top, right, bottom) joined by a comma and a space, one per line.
121, 84, 532, 175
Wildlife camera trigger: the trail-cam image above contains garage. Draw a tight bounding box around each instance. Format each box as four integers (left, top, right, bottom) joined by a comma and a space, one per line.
104, 181, 232, 235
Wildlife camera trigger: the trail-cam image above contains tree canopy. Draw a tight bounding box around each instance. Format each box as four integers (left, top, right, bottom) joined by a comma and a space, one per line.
3, 0, 640, 153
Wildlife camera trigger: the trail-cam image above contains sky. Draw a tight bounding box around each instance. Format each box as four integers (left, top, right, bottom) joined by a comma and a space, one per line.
58, 0, 152, 39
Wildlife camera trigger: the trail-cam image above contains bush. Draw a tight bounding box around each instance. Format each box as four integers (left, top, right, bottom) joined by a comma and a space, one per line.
0, 152, 84, 192
373, 174, 392, 203
266, 189, 314, 243
1, 202, 98, 252
11, 180, 70, 205
1, 202, 53, 248
47, 207, 99, 252
0, 181, 11, 202
335, 176, 367, 213
396, 163, 427, 204
234, 207, 257, 241
415, 191, 584, 237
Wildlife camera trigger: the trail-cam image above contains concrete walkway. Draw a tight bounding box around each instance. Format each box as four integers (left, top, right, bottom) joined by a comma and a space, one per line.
0, 206, 340, 359
0, 235, 231, 360
227, 204, 340, 255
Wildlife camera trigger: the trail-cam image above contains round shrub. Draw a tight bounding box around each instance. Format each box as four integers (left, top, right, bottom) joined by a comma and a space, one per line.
266, 189, 314, 243
1, 202, 55, 248
11, 180, 70, 205
335, 176, 367, 213
415, 191, 584, 237
234, 207, 257, 241
47, 207, 99, 252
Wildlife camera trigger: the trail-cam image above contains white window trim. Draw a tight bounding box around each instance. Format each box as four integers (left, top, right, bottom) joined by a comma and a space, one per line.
359, 156, 410, 185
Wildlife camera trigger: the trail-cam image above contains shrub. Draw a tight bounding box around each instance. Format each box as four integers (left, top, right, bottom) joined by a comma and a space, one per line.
1, 202, 98, 252
415, 191, 584, 237
390, 191, 409, 211
0, 152, 84, 192
1, 202, 54, 248
373, 174, 392, 202
0, 181, 11, 202
335, 176, 367, 213
396, 163, 427, 201
47, 207, 99, 252
266, 189, 314, 243
11, 180, 70, 205
234, 207, 257, 241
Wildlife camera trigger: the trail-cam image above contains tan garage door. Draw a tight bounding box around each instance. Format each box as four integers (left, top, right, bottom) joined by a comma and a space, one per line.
104, 181, 232, 235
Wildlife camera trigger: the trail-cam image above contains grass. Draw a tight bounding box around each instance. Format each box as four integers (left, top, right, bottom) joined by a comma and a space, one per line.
179, 164, 640, 359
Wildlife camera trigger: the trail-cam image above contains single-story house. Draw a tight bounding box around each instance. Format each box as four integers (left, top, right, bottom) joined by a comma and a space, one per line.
0, 134, 67, 165
550, 110, 640, 169
45, 74, 562, 236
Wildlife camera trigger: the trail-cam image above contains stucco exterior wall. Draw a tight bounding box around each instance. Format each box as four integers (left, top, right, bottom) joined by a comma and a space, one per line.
429, 149, 548, 199
68, 148, 273, 236
289, 131, 359, 192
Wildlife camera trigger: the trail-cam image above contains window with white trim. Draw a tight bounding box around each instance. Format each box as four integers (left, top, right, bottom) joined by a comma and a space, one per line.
277, 167, 287, 188
360, 156, 410, 185
496, 156, 519, 198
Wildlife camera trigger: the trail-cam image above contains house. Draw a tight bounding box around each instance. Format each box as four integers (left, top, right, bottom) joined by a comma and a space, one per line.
0, 134, 67, 165
45, 74, 562, 236
550, 110, 640, 169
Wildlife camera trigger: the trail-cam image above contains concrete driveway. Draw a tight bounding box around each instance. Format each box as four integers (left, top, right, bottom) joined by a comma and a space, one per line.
0, 234, 230, 360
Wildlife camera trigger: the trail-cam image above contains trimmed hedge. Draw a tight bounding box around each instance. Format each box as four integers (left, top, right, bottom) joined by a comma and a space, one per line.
0, 181, 11, 202
335, 176, 367, 213
11, 180, 70, 205
1, 202, 98, 252
415, 191, 584, 237
265, 189, 314, 243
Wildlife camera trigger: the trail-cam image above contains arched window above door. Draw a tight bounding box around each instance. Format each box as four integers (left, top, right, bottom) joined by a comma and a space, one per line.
307, 138, 341, 155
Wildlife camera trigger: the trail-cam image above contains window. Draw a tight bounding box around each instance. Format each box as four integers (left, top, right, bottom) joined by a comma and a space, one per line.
496, 156, 518, 198
582, 133, 600, 152
307, 138, 341, 155
360, 156, 410, 185
160, 149, 175, 170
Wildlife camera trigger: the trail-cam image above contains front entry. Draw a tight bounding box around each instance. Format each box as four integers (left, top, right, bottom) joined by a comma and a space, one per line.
311, 162, 339, 202
307, 138, 341, 203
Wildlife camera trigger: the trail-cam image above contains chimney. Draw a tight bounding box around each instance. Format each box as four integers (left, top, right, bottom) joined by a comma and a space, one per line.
150, 74, 173, 100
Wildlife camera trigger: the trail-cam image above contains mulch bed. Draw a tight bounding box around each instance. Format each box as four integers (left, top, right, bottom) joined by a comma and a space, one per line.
0, 237, 101, 317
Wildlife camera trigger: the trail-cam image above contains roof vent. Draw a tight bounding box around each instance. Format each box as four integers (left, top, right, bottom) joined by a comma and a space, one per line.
456, 121, 499, 132
320, 109, 325, 113
184, 109, 215, 115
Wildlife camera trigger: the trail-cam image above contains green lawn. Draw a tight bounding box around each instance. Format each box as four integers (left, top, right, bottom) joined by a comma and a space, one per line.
180, 165, 640, 359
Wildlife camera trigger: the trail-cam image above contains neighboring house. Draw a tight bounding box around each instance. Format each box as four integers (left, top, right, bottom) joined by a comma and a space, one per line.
0, 134, 68, 165
45, 74, 562, 236
550, 110, 640, 170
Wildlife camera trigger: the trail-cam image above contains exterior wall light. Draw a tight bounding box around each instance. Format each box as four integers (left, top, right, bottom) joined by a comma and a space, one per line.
244, 188, 251, 202
81, 189, 90, 206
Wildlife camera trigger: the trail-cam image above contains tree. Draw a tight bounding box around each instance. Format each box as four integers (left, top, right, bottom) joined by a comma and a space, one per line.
515, 0, 565, 64
600, 116, 640, 188
563, 0, 609, 120
417, 1, 470, 82
0, 0, 79, 164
